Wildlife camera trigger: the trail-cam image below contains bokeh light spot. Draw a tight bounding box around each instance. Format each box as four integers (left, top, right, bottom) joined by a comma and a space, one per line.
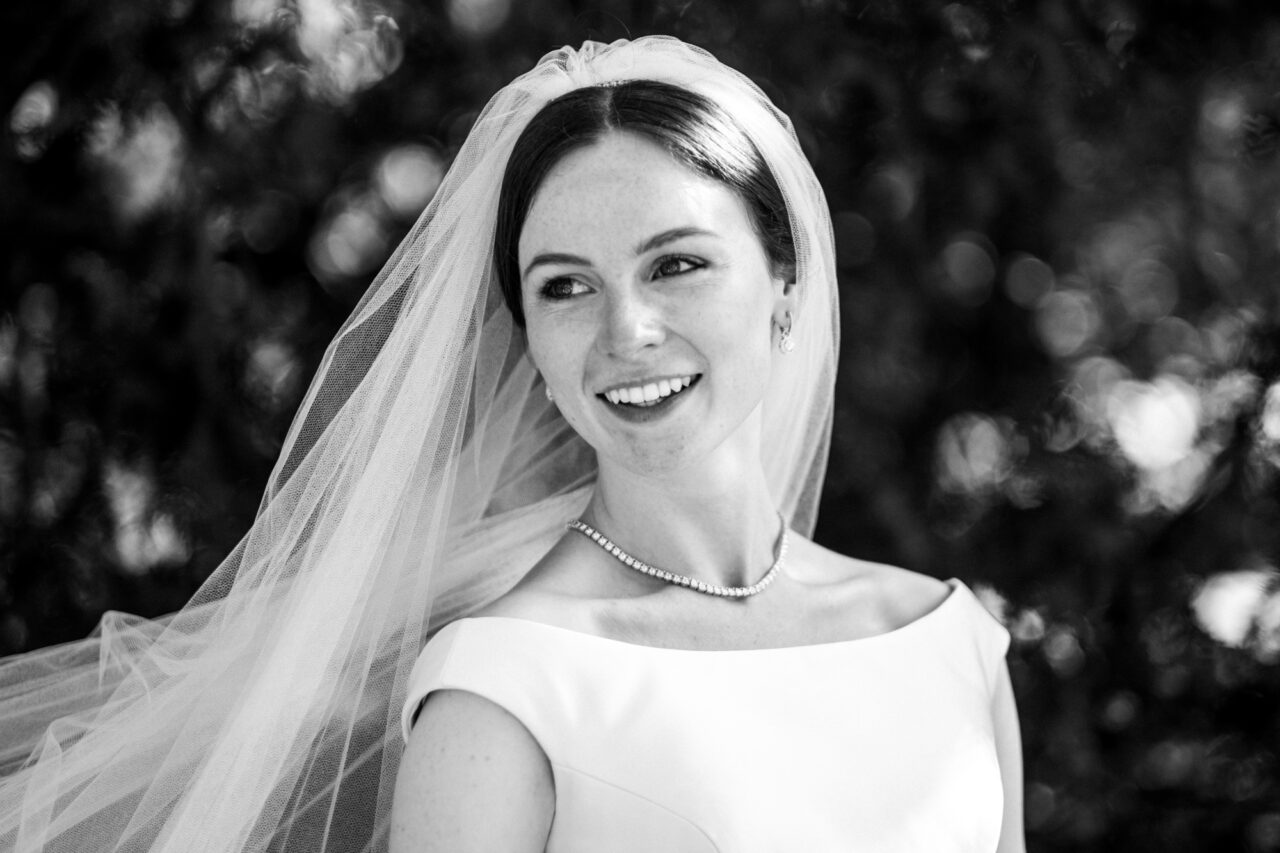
1260, 381, 1280, 444
232, 0, 283, 25
1200, 90, 1246, 153
9, 81, 58, 161
1067, 355, 1130, 441
88, 103, 186, 220
1107, 377, 1200, 471
1011, 608, 1046, 644
376, 145, 445, 218
448, 0, 511, 37
30, 427, 91, 527
1140, 739, 1199, 789
1254, 591, 1280, 664
972, 583, 1008, 623
941, 3, 992, 62
867, 163, 918, 222
1099, 690, 1140, 732
103, 462, 190, 574
936, 413, 1013, 496
245, 339, 302, 410
257, 1, 405, 103
1035, 288, 1100, 358
1004, 253, 1055, 308
1191, 567, 1275, 648
308, 198, 388, 285
1202, 308, 1251, 365
1202, 369, 1258, 425
1044, 624, 1085, 677
940, 236, 996, 306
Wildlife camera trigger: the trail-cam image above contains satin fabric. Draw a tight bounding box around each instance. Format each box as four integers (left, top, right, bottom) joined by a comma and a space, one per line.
402, 579, 1010, 852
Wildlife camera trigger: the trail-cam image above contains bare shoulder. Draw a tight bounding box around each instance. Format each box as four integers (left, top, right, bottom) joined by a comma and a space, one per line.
390, 542, 579, 848
392, 689, 553, 852
788, 535, 953, 629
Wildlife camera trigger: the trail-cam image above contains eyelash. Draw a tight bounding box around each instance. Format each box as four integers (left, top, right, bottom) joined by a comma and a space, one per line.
539, 278, 588, 300
538, 256, 705, 301
653, 255, 703, 277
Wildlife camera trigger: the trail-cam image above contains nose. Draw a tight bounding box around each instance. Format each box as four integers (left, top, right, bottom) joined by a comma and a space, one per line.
597, 286, 664, 357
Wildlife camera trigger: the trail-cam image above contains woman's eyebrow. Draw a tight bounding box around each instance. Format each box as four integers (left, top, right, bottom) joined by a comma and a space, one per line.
633, 226, 717, 255
522, 252, 591, 280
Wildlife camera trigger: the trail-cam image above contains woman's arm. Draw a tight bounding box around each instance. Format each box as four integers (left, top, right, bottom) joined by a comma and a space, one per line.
390, 689, 554, 853
993, 660, 1026, 853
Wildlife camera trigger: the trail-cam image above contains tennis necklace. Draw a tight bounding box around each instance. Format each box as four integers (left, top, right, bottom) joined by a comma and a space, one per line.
566, 516, 788, 598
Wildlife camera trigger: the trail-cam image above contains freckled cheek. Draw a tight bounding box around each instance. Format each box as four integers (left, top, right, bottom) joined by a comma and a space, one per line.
526, 325, 594, 401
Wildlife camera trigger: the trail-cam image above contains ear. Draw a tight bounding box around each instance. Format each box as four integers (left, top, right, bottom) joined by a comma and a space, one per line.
771, 273, 797, 324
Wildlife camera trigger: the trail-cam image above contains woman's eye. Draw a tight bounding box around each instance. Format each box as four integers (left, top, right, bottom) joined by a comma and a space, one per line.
653, 256, 702, 278
541, 277, 588, 300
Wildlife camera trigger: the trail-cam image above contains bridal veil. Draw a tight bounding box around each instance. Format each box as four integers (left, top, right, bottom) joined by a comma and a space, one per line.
0, 36, 838, 852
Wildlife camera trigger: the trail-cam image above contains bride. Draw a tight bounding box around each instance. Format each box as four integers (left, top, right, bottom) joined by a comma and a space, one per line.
393, 40, 1023, 853
0, 37, 1022, 853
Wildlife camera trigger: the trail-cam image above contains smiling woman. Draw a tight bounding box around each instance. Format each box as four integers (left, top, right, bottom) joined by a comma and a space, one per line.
0, 36, 1021, 853
391, 41, 1024, 853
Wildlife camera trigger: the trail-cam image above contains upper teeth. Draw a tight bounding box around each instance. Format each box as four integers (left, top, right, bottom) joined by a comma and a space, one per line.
604, 375, 695, 405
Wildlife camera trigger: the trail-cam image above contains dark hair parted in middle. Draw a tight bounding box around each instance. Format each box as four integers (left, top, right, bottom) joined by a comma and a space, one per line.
494, 80, 796, 328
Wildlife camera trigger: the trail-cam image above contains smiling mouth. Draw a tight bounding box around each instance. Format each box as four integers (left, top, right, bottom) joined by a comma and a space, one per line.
599, 374, 702, 408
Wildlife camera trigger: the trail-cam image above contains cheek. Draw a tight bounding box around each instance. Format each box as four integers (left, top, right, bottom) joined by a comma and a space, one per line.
525, 320, 592, 411
525, 323, 565, 380
708, 289, 775, 366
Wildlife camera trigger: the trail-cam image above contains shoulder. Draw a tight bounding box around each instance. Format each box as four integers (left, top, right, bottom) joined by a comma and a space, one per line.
393, 689, 553, 852
868, 561, 955, 628
786, 535, 953, 633
798, 544, 1011, 668
395, 588, 570, 849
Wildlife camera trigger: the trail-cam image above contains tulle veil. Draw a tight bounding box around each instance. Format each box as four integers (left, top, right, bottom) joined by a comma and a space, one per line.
0, 36, 838, 852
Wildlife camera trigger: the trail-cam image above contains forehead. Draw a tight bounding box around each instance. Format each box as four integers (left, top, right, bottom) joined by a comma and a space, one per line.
518, 132, 755, 257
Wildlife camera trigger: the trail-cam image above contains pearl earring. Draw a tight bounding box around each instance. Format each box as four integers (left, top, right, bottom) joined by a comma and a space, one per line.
778, 311, 796, 354
545, 385, 554, 402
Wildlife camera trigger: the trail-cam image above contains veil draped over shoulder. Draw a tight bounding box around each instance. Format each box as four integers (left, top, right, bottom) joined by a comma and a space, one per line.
0, 36, 838, 852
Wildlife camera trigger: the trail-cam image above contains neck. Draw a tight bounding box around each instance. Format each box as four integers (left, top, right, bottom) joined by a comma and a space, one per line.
584, 450, 783, 591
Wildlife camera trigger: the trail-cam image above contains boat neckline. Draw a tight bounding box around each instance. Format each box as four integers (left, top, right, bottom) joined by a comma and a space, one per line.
449, 577, 968, 654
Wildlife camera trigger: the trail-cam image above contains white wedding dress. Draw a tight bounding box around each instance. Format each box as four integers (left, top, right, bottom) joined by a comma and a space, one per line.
401, 579, 1010, 852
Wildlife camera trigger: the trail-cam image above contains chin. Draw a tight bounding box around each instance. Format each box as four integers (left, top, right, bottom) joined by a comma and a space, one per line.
598, 436, 698, 479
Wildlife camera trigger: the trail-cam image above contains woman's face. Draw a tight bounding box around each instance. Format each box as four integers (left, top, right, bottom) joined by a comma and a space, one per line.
518, 131, 789, 477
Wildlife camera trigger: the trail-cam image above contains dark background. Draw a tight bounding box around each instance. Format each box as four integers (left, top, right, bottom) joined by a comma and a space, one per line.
2, 0, 1279, 850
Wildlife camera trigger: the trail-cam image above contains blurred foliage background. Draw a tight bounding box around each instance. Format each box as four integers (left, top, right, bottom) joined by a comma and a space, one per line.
2, 0, 1279, 849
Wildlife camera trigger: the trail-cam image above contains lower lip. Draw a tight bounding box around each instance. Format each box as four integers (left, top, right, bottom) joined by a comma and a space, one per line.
599, 377, 701, 424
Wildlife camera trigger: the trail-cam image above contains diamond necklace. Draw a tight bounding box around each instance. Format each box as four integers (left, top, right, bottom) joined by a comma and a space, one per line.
566, 516, 788, 598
